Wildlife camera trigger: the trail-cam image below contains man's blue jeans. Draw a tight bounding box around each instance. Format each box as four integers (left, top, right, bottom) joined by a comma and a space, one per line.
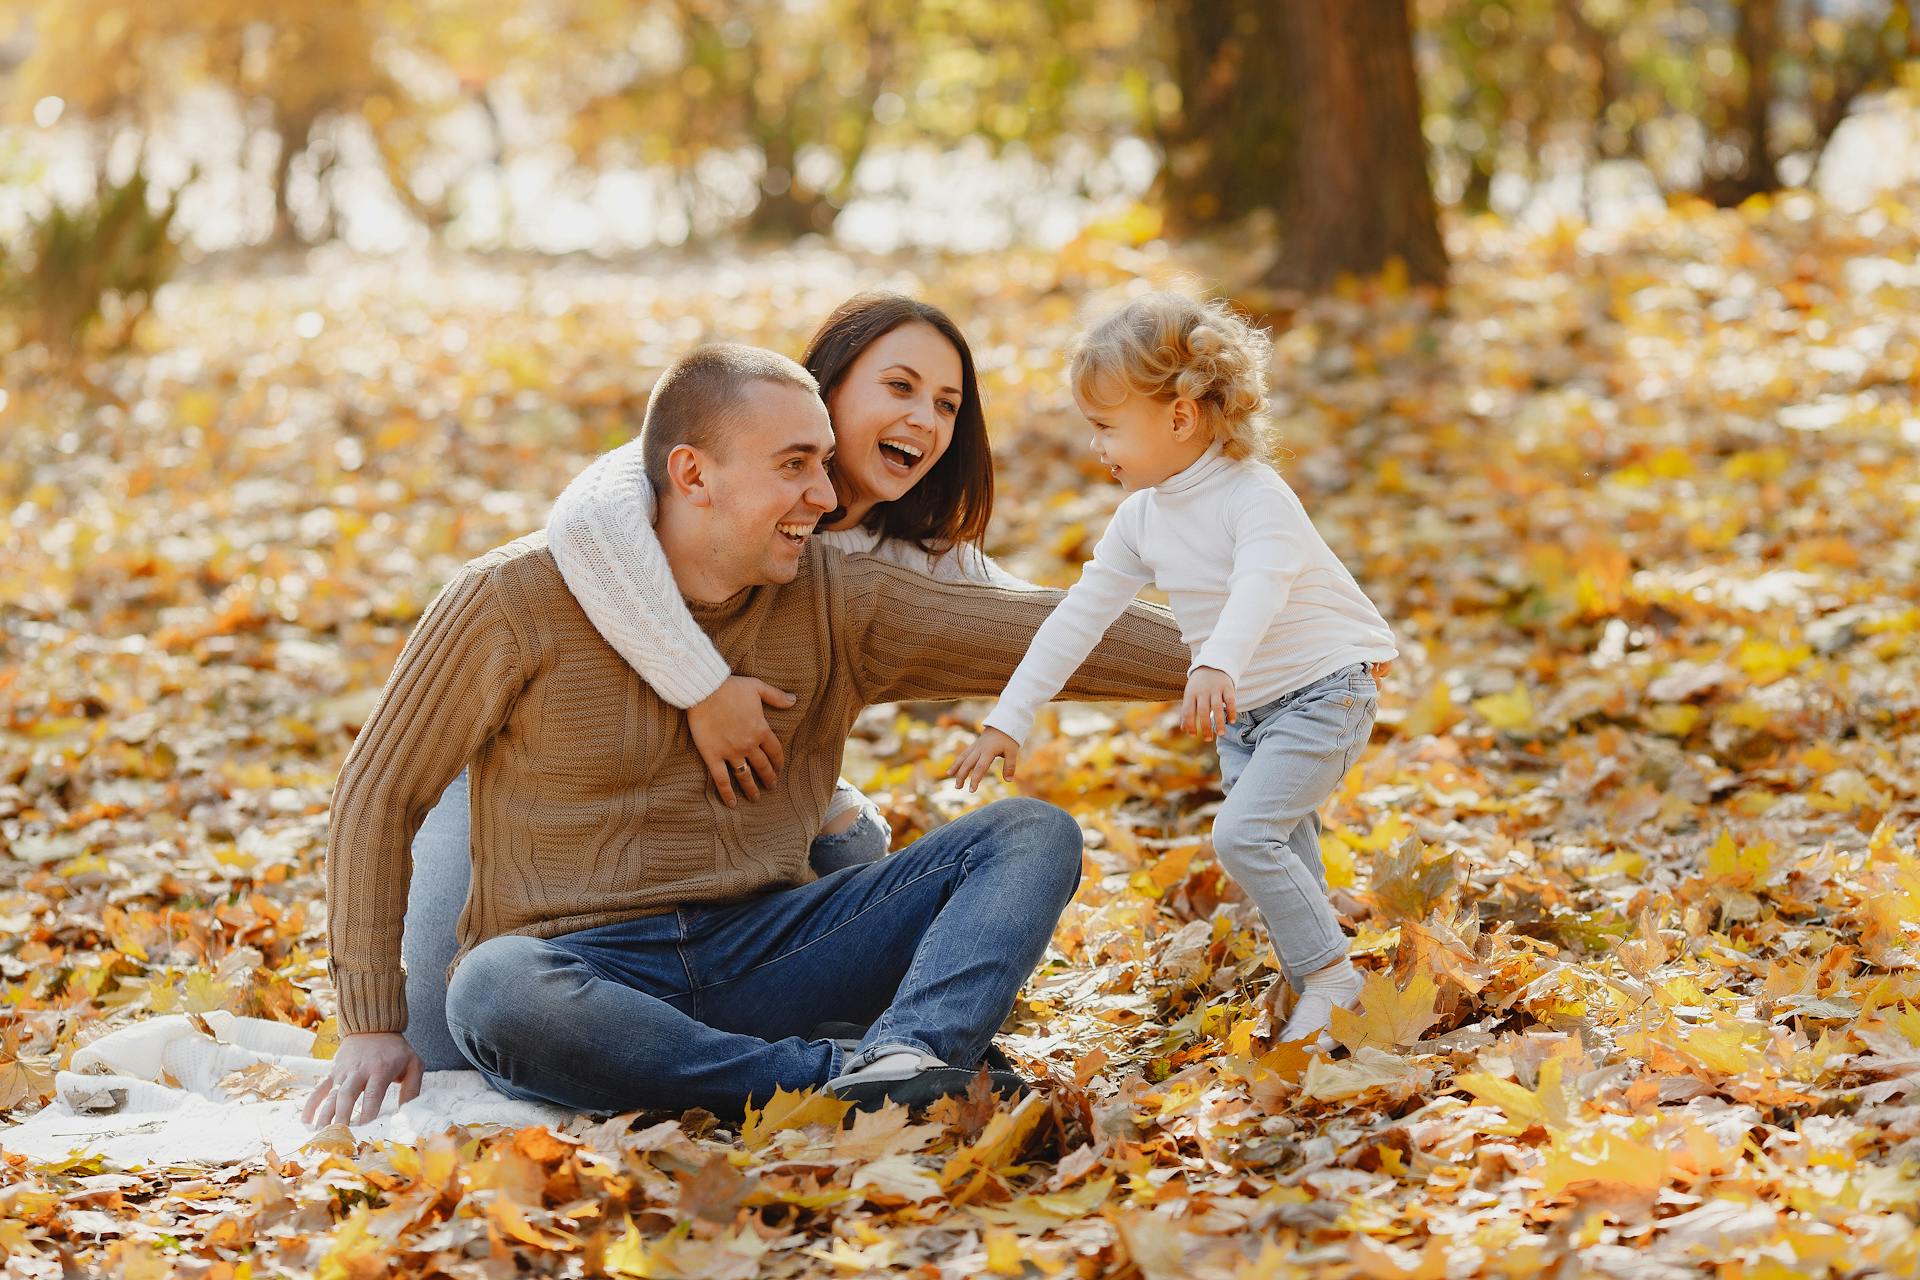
402, 771, 889, 1072
442, 797, 1083, 1115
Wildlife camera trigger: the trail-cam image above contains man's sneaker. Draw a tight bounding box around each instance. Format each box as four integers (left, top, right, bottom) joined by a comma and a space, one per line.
822, 1036, 1029, 1113
830, 1062, 1029, 1113
811, 1022, 1018, 1074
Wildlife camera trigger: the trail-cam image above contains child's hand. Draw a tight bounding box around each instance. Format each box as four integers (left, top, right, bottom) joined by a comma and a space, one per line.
949, 728, 1021, 792
1182, 666, 1237, 740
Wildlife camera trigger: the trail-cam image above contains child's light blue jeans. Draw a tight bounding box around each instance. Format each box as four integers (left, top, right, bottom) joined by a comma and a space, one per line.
401, 772, 891, 1072
1214, 662, 1378, 988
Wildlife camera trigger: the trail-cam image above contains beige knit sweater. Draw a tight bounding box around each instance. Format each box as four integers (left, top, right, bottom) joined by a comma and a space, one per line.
326, 534, 1187, 1035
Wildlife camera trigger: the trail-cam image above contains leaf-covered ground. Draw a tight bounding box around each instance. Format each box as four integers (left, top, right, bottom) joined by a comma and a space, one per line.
3, 190, 1920, 1277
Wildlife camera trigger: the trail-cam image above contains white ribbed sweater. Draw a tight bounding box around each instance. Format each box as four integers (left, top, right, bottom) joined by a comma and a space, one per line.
983, 446, 1398, 744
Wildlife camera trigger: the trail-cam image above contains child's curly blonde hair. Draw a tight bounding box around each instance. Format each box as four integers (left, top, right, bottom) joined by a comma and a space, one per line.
1068, 290, 1274, 461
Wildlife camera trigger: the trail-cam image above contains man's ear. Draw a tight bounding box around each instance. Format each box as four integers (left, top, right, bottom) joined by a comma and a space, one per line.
665, 444, 712, 507
1170, 397, 1203, 442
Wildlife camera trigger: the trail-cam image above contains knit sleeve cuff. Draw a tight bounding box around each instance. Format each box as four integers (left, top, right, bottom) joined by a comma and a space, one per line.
980, 702, 1034, 747
331, 964, 408, 1036
648, 646, 732, 709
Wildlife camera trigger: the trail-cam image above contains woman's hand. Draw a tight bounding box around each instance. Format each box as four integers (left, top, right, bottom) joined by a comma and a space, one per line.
950, 728, 1021, 792
689, 675, 797, 805
303, 1032, 423, 1127
1182, 666, 1237, 740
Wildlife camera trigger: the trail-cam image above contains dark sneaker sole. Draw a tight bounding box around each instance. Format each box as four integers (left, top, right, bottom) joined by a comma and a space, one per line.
832, 1066, 1030, 1113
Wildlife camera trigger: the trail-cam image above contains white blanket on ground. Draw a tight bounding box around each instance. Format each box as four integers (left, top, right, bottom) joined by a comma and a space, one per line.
0, 1013, 572, 1167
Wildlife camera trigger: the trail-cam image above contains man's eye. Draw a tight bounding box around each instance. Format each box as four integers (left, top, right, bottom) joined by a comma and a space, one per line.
888, 380, 911, 392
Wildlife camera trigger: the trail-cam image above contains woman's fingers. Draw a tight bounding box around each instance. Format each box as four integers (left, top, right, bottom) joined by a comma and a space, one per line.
759, 729, 785, 775
746, 746, 777, 790
705, 755, 740, 808
732, 758, 761, 801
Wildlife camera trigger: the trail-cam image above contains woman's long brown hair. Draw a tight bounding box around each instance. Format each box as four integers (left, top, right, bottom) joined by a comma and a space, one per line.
801, 293, 994, 551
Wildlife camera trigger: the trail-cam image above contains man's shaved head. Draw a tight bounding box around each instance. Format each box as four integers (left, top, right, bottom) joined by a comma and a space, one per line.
640, 343, 820, 496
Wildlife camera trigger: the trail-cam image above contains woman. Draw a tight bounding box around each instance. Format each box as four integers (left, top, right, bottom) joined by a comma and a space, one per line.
403, 293, 1032, 1070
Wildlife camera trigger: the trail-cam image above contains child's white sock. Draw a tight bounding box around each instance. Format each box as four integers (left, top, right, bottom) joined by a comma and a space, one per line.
1280, 958, 1365, 1050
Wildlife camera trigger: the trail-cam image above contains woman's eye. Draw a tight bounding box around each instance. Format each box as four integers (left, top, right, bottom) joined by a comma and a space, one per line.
938, 400, 958, 415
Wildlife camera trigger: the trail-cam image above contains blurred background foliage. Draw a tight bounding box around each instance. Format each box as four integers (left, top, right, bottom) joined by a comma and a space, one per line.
0, 0, 1914, 349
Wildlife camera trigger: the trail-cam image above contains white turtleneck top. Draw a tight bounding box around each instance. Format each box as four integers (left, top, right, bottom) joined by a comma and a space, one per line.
982, 445, 1397, 744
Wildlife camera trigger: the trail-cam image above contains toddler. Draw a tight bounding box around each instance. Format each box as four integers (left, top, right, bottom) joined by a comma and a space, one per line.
951, 291, 1397, 1048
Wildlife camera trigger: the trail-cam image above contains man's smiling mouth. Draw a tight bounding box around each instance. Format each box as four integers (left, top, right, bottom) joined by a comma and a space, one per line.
776, 521, 814, 546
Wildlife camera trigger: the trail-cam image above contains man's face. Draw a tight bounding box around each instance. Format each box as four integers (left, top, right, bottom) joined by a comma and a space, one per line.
700, 380, 838, 588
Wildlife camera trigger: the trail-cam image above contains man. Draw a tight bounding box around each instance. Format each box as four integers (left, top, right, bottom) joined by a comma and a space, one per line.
304, 344, 1186, 1124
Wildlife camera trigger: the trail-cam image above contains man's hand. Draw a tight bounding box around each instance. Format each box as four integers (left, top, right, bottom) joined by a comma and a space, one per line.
949, 727, 1022, 792
1182, 666, 1237, 741
689, 675, 796, 805
303, 1032, 423, 1127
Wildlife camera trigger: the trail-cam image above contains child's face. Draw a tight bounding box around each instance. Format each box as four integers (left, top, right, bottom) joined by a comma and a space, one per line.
1075, 386, 1206, 491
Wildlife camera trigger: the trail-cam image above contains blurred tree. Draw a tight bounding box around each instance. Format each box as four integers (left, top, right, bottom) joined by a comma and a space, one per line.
1265, 0, 1448, 290
1417, 0, 1914, 211
1154, 0, 1291, 231
561, 0, 1147, 238
8, 0, 391, 242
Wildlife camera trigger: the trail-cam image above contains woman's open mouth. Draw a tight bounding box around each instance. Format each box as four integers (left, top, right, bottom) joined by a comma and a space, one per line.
877, 439, 924, 475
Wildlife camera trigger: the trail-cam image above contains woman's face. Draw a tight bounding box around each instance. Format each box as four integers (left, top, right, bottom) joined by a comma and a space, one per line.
824, 322, 964, 513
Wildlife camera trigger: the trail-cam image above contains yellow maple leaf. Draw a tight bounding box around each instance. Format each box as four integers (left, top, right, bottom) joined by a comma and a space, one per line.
1471, 685, 1534, 732
1399, 680, 1460, 738
1300, 1047, 1423, 1102
1704, 830, 1773, 889
1541, 1128, 1669, 1197
941, 1092, 1047, 1188
740, 1086, 852, 1150
1733, 638, 1810, 685
1330, 968, 1440, 1053
1454, 1057, 1571, 1133
1643, 703, 1701, 737
983, 1228, 1026, 1276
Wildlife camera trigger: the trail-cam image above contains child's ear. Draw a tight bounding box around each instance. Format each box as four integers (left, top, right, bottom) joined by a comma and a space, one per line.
1170, 397, 1202, 441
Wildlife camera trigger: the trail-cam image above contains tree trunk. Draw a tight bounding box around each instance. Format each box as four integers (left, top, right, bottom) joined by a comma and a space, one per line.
1703, 0, 1781, 206
1156, 0, 1293, 232
1264, 0, 1447, 292
745, 132, 837, 239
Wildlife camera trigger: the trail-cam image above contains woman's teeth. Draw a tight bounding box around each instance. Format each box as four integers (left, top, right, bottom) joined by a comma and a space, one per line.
878, 440, 923, 469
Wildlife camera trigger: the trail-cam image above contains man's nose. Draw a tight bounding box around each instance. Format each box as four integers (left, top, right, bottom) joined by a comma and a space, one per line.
803, 464, 836, 510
